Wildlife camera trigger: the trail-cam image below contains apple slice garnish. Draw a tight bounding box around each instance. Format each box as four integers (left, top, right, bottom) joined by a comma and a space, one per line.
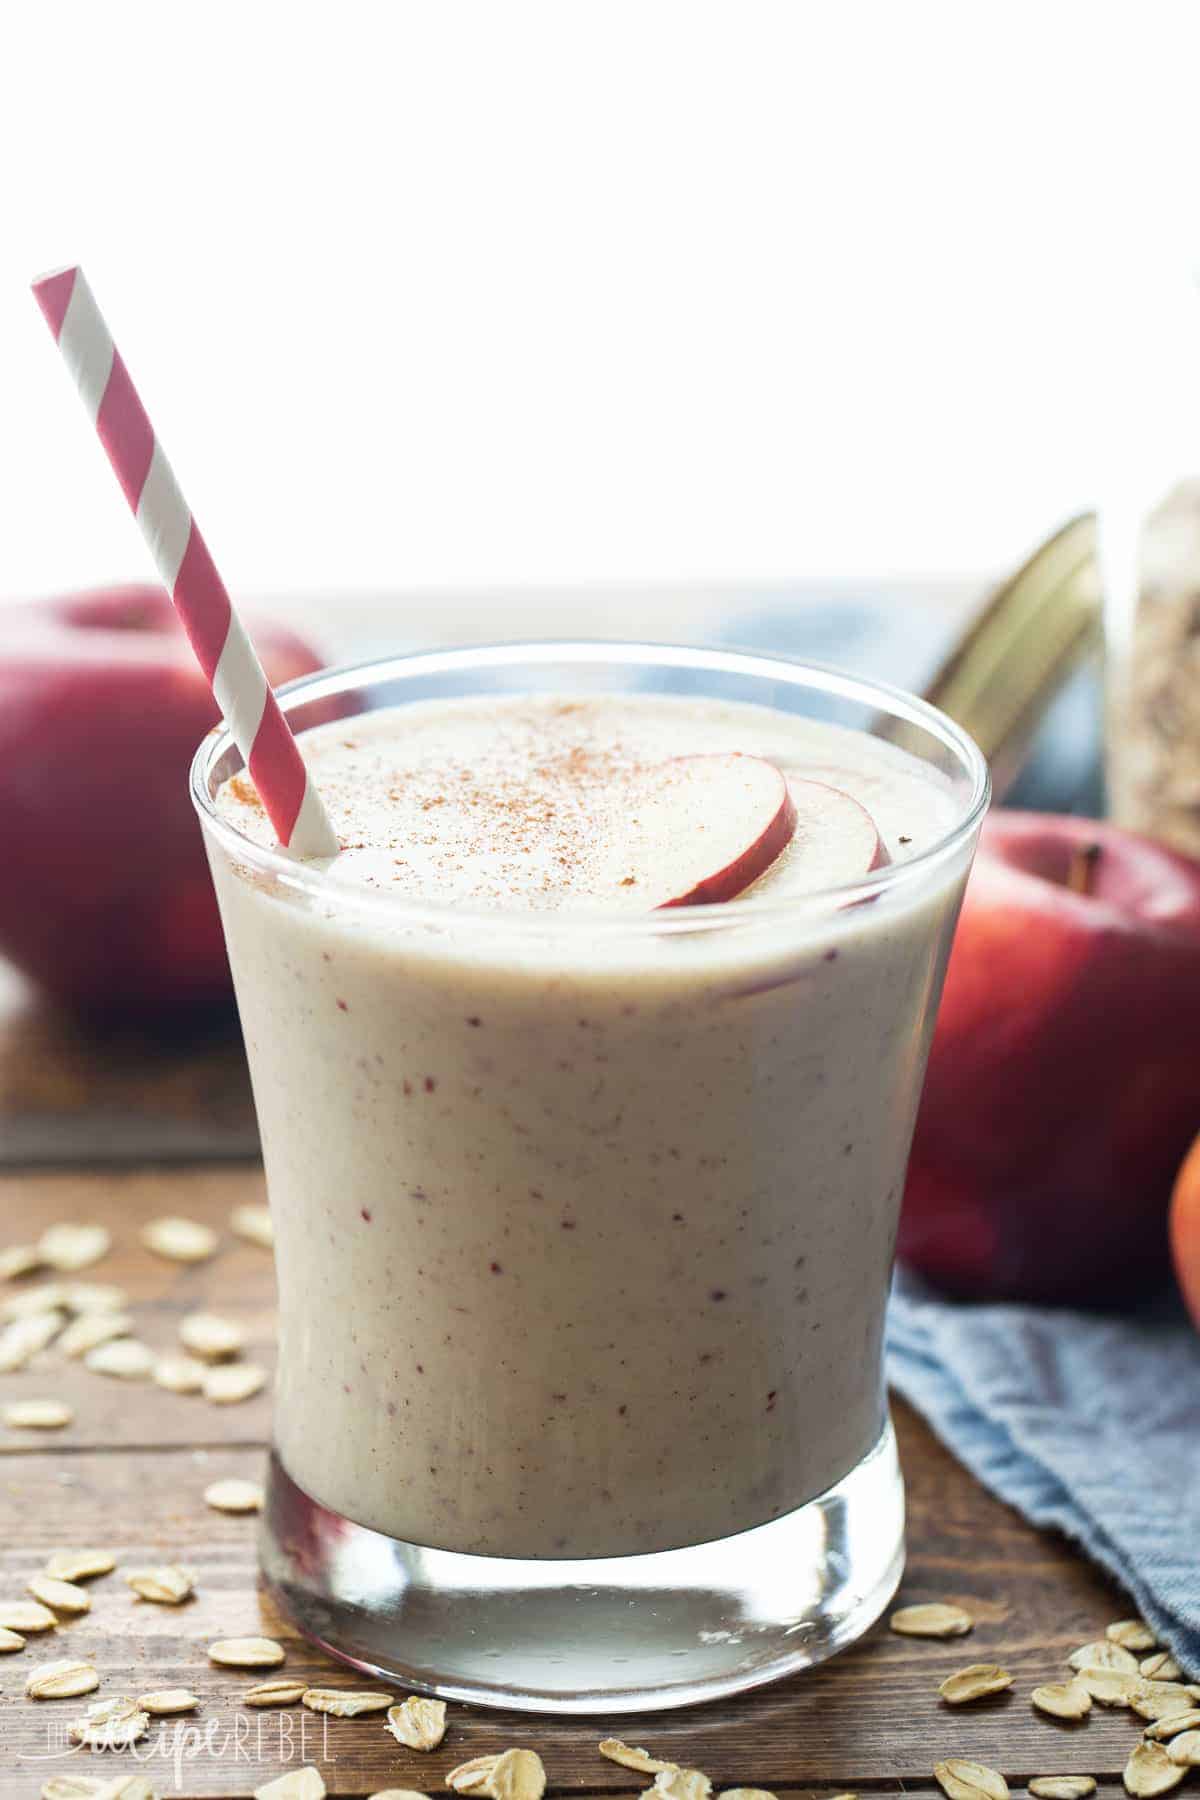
653, 754, 797, 908
786, 775, 890, 886
598, 753, 885, 909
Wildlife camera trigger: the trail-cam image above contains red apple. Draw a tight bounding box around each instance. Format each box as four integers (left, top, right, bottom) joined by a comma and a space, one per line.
900, 811, 1200, 1305
0, 585, 326, 1023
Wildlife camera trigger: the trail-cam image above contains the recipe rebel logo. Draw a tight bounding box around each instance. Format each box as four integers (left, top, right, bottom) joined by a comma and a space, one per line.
27, 1708, 333, 1786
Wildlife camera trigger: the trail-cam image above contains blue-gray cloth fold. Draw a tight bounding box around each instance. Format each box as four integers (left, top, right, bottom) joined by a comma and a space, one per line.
887, 1271, 1200, 1672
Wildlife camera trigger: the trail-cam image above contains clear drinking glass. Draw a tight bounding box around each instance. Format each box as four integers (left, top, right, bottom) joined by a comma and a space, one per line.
191, 641, 987, 1714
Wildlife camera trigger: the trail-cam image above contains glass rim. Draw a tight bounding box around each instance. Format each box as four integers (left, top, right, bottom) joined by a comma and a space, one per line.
190, 638, 991, 934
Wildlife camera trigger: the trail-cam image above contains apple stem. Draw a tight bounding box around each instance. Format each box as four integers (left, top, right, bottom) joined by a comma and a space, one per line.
1066, 841, 1102, 897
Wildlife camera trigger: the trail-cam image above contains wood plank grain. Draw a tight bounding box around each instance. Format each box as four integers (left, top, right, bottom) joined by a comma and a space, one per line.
0, 965, 258, 1166
0, 1168, 274, 1453
0, 1165, 1147, 1798
0, 1430, 1145, 1798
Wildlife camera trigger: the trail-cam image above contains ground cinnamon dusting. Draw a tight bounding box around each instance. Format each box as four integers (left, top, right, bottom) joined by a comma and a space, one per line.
212, 692, 942, 909
226, 774, 263, 812
218, 701, 684, 907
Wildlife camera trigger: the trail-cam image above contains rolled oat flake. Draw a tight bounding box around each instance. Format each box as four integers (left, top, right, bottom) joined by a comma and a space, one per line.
891, 1602, 974, 1638
1124, 1742, 1186, 1797
934, 1761, 1010, 1800
939, 1664, 1012, 1705
25, 1658, 100, 1700
254, 1773, 326, 1800
386, 1695, 447, 1749
1028, 1782, 1096, 1800
209, 1636, 286, 1668
242, 1679, 308, 1707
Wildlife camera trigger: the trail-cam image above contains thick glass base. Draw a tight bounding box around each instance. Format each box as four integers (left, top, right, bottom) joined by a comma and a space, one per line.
260, 1417, 904, 1714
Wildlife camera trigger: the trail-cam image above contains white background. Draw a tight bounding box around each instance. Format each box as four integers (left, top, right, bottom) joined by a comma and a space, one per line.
3, 1, 1200, 620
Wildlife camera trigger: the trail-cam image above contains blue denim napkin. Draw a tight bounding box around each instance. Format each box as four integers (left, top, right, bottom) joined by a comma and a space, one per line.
887, 1272, 1200, 1673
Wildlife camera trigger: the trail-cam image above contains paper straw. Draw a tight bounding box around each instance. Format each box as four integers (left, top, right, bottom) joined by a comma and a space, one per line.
31, 265, 339, 858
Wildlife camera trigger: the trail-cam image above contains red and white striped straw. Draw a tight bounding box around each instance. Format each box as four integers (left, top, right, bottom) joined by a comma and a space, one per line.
31, 265, 339, 858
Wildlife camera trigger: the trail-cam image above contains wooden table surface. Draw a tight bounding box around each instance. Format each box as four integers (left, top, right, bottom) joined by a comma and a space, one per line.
0, 1158, 1155, 1800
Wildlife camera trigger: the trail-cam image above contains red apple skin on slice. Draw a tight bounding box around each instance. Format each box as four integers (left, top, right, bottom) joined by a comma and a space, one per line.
604, 754, 883, 910
791, 777, 890, 880
655, 755, 797, 908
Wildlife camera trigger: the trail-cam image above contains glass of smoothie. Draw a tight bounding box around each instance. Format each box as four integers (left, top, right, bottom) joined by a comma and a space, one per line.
191, 640, 988, 1713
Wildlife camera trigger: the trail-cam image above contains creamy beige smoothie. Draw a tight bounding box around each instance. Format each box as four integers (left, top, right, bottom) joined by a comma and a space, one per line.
208, 692, 968, 1559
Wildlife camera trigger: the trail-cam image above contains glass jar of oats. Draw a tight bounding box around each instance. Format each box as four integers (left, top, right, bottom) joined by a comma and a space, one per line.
1108, 479, 1200, 857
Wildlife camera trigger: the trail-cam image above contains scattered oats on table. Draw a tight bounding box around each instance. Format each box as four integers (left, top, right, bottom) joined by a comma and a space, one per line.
939, 1664, 1013, 1704
141, 1216, 219, 1262
59, 1311, 134, 1357
0, 1310, 66, 1370
446, 1756, 501, 1794
152, 1352, 208, 1394
488, 1749, 548, 1800
1068, 1639, 1139, 1675
40, 1778, 113, 1799
254, 1769, 326, 1800
1028, 1781, 1096, 1800
125, 1564, 195, 1605
203, 1362, 267, 1404
0, 1243, 42, 1281
1130, 1683, 1199, 1722
934, 1760, 1010, 1800
179, 1310, 246, 1360
386, 1694, 447, 1749
208, 1635, 286, 1668
204, 1476, 264, 1513
242, 1678, 307, 1707
0, 1282, 68, 1321
1074, 1667, 1138, 1706
0, 1599, 57, 1632
63, 1281, 128, 1313
654, 1769, 712, 1800
138, 1687, 200, 1714
84, 1338, 154, 1380
301, 1686, 394, 1716
43, 1548, 116, 1582
0, 1625, 26, 1650
891, 1602, 974, 1638
231, 1202, 274, 1249
1146, 1712, 1200, 1740
25, 1658, 100, 1699
1124, 1740, 1187, 1797
1109, 1619, 1158, 1652
38, 1223, 112, 1272
3, 1399, 73, 1430
598, 1741, 677, 1774
1031, 1679, 1092, 1720
28, 1574, 90, 1614
1143, 1653, 1184, 1681
1167, 1734, 1200, 1768
68, 1695, 150, 1748
42, 1778, 155, 1799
